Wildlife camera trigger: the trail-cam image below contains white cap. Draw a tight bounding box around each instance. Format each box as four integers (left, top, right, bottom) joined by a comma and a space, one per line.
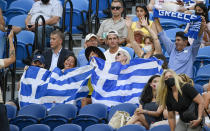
107, 30, 119, 37
85, 33, 97, 42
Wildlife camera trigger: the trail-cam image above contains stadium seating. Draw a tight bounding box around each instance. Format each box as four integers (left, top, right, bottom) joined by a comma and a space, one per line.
84, 124, 114, 131
164, 28, 184, 43
194, 64, 210, 86
15, 30, 34, 68
91, 0, 112, 18
117, 124, 146, 131
150, 124, 170, 131
6, 104, 17, 119
159, 18, 186, 30
8, 15, 27, 28
108, 103, 138, 122
10, 124, 19, 131
22, 124, 50, 131
121, 47, 135, 59
10, 104, 47, 130
0, 0, 7, 12
203, 125, 210, 131
53, 124, 82, 131
194, 84, 204, 94
40, 104, 78, 130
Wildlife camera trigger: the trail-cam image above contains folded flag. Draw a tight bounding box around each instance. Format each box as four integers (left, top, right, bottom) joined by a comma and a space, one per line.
90, 57, 163, 107
19, 65, 93, 109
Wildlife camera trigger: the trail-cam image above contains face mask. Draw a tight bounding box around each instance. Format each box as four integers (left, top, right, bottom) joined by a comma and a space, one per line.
143, 45, 152, 53
41, 0, 50, 4
165, 77, 175, 88
195, 12, 204, 16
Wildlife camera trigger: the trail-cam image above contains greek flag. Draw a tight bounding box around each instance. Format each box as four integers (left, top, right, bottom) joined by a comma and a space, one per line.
90, 57, 163, 107
153, 8, 202, 39
19, 65, 93, 109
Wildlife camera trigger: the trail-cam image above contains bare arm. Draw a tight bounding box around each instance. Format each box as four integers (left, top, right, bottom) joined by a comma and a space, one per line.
143, 105, 164, 117
147, 0, 155, 11
3, 30, 16, 67
203, 92, 210, 114
44, 16, 60, 25
168, 111, 176, 131
0, 8, 5, 31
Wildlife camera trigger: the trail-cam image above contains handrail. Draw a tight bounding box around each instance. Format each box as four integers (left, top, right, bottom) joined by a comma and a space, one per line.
62, 0, 73, 51
95, 0, 99, 34
122, 0, 126, 18
88, 0, 92, 33
34, 15, 46, 52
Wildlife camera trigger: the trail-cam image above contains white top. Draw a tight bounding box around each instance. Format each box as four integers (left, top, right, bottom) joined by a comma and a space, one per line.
154, 0, 177, 9
0, 59, 4, 103
29, 0, 63, 26
49, 48, 62, 71
104, 47, 126, 63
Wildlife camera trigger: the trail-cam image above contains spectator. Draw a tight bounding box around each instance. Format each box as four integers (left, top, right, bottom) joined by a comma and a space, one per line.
62, 54, 77, 71
82, 46, 106, 107
154, 17, 205, 78
0, 8, 5, 59
0, 30, 15, 131
97, 0, 127, 47
126, 17, 162, 58
152, 54, 168, 69
126, 75, 164, 130
156, 69, 204, 131
203, 80, 210, 127
13, 0, 63, 50
42, 30, 74, 70
104, 30, 129, 63
115, 50, 130, 65
77, 33, 105, 67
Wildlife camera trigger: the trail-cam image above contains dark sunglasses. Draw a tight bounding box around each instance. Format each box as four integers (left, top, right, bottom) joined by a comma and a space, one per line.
111, 6, 121, 10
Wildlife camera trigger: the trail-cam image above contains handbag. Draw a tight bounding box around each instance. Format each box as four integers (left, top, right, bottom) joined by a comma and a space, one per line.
108, 111, 130, 129
182, 102, 198, 123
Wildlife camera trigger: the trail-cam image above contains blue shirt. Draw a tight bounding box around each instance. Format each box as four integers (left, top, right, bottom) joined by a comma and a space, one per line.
77, 47, 105, 67
158, 31, 201, 78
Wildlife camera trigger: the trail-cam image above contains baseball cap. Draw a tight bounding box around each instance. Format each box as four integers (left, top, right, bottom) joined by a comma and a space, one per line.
85, 33, 97, 42
107, 30, 119, 37
32, 54, 45, 64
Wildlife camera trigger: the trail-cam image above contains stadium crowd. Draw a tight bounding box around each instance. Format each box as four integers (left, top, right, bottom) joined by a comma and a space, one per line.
0, 0, 210, 130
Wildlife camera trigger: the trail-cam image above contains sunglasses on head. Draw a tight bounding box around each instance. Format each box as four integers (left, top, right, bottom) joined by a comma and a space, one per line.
111, 6, 121, 10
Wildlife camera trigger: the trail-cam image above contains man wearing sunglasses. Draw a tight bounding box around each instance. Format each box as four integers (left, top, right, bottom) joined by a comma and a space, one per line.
97, 0, 127, 48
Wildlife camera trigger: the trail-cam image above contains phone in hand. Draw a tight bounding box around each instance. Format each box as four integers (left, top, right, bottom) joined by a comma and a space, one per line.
7, 25, 12, 36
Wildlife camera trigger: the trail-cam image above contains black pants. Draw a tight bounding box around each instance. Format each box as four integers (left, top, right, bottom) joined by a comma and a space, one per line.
0, 103, 9, 131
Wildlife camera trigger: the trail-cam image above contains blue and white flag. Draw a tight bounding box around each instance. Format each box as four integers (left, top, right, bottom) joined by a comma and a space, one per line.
153, 8, 202, 39
19, 65, 93, 109
90, 57, 163, 107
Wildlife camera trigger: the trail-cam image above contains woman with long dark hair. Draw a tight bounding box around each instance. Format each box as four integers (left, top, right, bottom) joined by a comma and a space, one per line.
126, 75, 164, 129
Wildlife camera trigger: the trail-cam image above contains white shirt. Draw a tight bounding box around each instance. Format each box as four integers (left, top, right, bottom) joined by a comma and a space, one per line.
104, 47, 126, 63
154, 0, 177, 9
0, 59, 4, 103
49, 48, 62, 71
29, 0, 63, 26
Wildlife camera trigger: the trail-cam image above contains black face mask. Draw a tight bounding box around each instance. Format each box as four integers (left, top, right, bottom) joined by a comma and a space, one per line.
165, 77, 175, 88
41, 0, 50, 4
195, 12, 204, 16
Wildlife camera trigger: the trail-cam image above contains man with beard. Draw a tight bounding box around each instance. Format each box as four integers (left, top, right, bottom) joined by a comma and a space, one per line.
13, 0, 63, 50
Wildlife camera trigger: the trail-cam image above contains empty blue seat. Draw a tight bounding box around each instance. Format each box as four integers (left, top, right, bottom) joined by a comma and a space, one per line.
150, 124, 170, 131
91, 0, 111, 18
203, 125, 210, 131
194, 64, 210, 85
164, 28, 184, 42
160, 18, 186, 30
85, 124, 114, 131
22, 124, 50, 131
108, 103, 138, 122
8, 15, 27, 28
121, 47, 135, 59
0, 0, 7, 12
194, 84, 204, 94
117, 124, 146, 131
40, 104, 77, 130
6, 104, 17, 119
8, 0, 34, 12
10, 124, 19, 131
53, 124, 82, 131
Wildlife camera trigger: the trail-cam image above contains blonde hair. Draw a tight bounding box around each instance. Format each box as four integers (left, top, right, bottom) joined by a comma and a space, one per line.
178, 74, 194, 87
156, 69, 184, 108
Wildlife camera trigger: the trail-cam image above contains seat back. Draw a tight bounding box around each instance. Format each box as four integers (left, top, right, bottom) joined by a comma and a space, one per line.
91, 0, 111, 18
6, 104, 17, 119
8, 15, 27, 28
0, 0, 7, 11
22, 124, 50, 131
8, 0, 34, 12
84, 124, 114, 131
10, 124, 19, 131
117, 125, 146, 131
150, 124, 170, 131
53, 124, 82, 131
164, 28, 184, 42
108, 103, 138, 121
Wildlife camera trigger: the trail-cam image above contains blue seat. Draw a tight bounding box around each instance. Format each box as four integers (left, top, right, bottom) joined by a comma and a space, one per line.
40, 104, 77, 130
10, 124, 19, 131
108, 103, 138, 122
85, 124, 114, 131
8, 15, 27, 28
121, 47, 135, 59
0, 0, 7, 12
10, 104, 47, 130
8, 0, 34, 12
22, 124, 50, 131
194, 64, 210, 85
160, 18, 186, 30
6, 104, 17, 119
203, 125, 210, 131
72, 103, 108, 131
194, 84, 204, 94
6, 0, 16, 8
164, 28, 184, 43
53, 124, 82, 131
91, 0, 111, 18
15, 31, 34, 68
150, 124, 170, 131
117, 125, 146, 131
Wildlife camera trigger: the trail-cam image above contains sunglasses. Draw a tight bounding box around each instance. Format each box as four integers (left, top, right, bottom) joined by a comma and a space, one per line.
111, 6, 121, 10
117, 52, 122, 56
